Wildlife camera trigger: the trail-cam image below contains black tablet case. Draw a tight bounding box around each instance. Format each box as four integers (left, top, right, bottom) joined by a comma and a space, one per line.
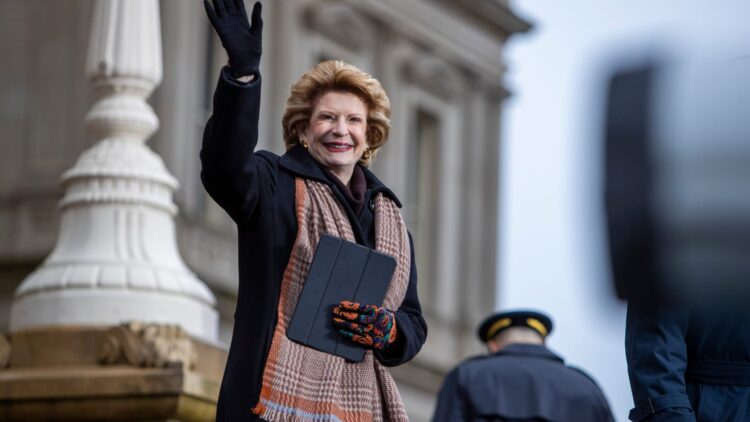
286, 234, 397, 362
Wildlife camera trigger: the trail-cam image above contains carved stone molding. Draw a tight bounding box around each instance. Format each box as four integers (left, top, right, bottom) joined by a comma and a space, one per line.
16, 263, 214, 305
403, 53, 465, 99
306, 2, 375, 51
439, 0, 532, 37
62, 137, 178, 194
0, 325, 226, 421
98, 322, 195, 369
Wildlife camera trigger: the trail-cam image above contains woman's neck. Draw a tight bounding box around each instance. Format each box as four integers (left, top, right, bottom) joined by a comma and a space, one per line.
327, 166, 354, 187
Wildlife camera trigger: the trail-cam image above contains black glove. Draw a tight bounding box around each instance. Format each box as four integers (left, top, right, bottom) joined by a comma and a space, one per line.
204, 0, 263, 78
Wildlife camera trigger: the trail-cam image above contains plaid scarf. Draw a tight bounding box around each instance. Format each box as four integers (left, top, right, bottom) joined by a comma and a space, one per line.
252, 178, 411, 421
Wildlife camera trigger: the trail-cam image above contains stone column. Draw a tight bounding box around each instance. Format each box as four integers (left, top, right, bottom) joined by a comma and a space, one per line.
0, 1, 225, 420
10, 0, 217, 343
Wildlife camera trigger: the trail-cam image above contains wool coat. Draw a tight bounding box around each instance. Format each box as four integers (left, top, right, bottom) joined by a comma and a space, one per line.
201, 68, 428, 421
626, 302, 750, 421
432, 344, 614, 422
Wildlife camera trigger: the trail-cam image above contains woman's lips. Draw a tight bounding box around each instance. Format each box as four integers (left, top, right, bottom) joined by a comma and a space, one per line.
323, 142, 353, 152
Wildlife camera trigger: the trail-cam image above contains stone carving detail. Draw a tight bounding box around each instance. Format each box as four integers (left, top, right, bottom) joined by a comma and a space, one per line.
60, 139, 178, 214
98, 322, 195, 369
306, 3, 374, 50
0, 335, 10, 369
404, 54, 465, 99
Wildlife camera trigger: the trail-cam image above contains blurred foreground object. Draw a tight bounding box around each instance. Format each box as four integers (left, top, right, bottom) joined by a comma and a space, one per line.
626, 301, 750, 421
604, 53, 750, 303
604, 49, 750, 421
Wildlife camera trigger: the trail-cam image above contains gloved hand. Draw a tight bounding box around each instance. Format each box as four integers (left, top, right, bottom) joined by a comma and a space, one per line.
332, 301, 398, 351
204, 0, 263, 78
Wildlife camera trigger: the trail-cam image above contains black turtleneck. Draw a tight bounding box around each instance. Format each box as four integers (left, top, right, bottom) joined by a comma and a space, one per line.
321, 165, 375, 248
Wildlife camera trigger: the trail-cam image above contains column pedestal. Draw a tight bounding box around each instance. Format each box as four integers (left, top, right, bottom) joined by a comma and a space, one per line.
0, 324, 227, 421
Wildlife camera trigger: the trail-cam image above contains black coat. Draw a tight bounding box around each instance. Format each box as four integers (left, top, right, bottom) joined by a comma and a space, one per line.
201, 68, 428, 421
432, 344, 614, 422
626, 302, 750, 421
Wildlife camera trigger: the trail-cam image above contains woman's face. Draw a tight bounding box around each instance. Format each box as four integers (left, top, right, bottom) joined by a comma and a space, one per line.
301, 91, 368, 182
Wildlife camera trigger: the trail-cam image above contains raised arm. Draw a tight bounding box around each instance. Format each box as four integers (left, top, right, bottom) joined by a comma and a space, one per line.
201, 0, 265, 223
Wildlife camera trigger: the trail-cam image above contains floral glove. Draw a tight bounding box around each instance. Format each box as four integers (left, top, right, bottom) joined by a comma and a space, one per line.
332, 301, 397, 351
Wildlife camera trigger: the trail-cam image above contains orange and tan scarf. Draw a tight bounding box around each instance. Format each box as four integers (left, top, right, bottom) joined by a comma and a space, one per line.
252, 178, 411, 421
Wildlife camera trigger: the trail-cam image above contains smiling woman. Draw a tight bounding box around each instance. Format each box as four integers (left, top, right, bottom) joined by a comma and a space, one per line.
282, 60, 392, 173
200, 1, 427, 421
299, 91, 368, 184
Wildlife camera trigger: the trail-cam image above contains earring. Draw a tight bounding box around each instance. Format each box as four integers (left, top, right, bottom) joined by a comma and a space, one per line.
300, 139, 308, 149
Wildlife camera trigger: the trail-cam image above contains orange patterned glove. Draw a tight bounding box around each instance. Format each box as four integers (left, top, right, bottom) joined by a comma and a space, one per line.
332, 300, 397, 350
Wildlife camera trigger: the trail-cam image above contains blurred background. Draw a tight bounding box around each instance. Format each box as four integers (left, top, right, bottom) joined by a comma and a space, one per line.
0, 0, 748, 421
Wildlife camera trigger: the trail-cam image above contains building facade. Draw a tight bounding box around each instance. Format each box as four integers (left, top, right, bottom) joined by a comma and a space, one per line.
0, 0, 529, 420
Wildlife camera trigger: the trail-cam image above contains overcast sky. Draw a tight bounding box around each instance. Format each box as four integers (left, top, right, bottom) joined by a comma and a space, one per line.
497, 0, 750, 419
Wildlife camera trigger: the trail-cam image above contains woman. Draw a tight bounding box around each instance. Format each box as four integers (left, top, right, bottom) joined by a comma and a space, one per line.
202, 1, 427, 421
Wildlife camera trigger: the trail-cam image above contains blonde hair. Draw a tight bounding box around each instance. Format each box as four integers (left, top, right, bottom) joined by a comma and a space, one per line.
281, 60, 391, 166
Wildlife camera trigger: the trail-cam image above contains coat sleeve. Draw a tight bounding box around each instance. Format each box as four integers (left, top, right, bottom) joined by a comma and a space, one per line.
431, 367, 467, 422
625, 302, 696, 422
375, 232, 428, 366
201, 67, 270, 225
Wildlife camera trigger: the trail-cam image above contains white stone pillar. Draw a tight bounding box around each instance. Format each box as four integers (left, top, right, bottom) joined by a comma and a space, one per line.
10, 0, 218, 342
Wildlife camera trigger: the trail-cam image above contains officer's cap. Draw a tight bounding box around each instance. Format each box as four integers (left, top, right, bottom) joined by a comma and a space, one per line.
477, 309, 554, 343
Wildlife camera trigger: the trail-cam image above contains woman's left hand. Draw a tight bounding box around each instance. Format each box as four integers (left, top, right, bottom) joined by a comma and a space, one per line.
332, 301, 397, 350
203, 0, 263, 78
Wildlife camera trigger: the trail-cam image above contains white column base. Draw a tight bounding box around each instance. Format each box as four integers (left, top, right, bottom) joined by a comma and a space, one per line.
10, 288, 219, 344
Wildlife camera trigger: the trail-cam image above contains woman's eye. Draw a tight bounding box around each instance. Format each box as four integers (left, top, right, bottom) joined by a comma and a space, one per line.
349, 116, 363, 123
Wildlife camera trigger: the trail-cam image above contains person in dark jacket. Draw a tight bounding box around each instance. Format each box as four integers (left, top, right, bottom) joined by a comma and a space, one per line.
432, 310, 614, 422
201, 1, 427, 420
626, 301, 750, 421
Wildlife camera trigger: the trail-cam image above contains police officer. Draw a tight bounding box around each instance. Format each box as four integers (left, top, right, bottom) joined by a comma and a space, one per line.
432, 310, 614, 422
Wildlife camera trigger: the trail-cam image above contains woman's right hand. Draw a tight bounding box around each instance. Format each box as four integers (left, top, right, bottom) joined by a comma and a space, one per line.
204, 0, 263, 78
332, 301, 398, 351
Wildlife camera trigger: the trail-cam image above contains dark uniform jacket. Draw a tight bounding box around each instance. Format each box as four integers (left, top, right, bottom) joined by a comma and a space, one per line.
201, 68, 428, 421
432, 344, 614, 422
626, 302, 750, 421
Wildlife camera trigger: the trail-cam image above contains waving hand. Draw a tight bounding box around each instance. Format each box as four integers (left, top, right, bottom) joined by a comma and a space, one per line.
204, 0, 263, 78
